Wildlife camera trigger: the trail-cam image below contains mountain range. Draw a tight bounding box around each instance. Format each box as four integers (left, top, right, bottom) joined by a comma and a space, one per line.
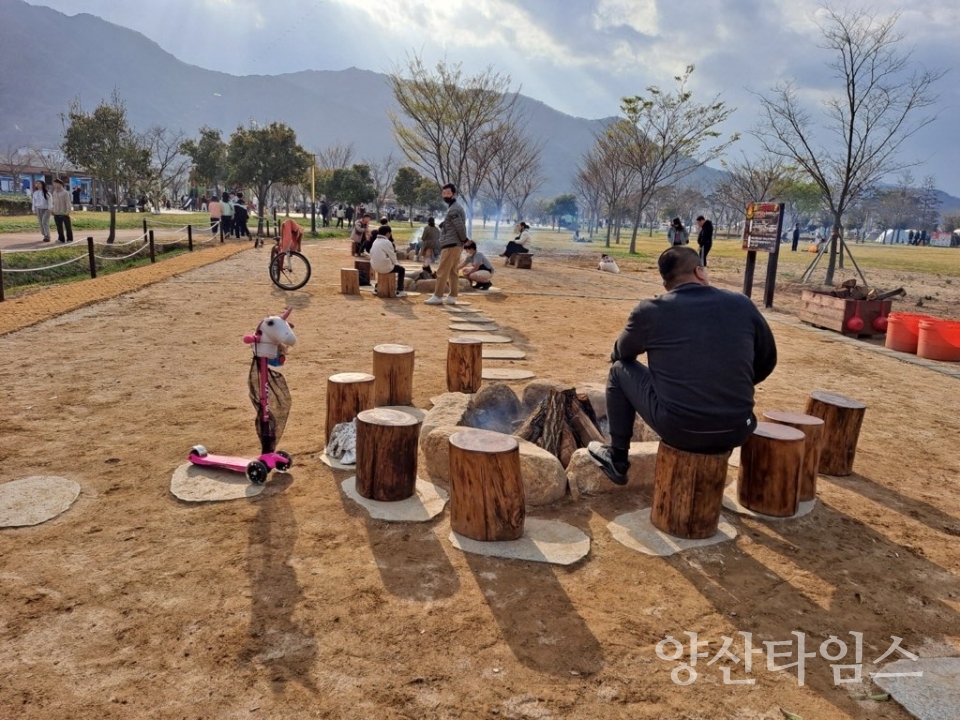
1, 0, 958, 215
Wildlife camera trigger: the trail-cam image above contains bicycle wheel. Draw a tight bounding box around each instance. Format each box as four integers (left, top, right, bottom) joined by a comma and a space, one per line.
269, 250, 311, 290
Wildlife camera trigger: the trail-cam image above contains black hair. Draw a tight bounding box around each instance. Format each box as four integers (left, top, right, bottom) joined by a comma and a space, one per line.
463, 239, 476, 250
378, 225, 392, 236
658, 246, 702, 287
442, 183, 457, 194
427, 217, 435, 226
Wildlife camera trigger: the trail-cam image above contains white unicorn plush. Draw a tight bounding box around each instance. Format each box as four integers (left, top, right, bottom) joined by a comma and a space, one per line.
243, 308, 297, 360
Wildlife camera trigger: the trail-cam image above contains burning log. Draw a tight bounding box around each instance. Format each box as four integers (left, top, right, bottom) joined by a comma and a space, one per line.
515, 388, 605, 465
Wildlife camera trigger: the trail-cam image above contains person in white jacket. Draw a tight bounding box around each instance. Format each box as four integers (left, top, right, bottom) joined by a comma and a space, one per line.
31, 180, 51, 242
369, 225, 407, 297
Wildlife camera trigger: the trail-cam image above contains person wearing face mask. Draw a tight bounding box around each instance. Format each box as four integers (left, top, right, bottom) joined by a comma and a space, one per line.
458, 240, 495, 290
424, 183, 468, 305
588, 246, 777, 485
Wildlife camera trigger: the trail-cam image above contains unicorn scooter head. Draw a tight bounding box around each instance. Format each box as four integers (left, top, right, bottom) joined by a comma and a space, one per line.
243, 307, 297, 365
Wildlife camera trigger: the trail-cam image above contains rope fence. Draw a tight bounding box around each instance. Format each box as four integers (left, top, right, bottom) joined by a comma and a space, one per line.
0, 220, 268, 301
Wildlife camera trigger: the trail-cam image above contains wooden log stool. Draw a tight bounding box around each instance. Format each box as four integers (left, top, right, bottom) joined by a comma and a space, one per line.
447, 337, 482, 393
355, 408, 421, 501
324, 372, 375, 444
448, 429, 525, 541
511, 253, 533, 269
763, 411, 825, 501
803, 390, 867, 476
737, 422, 806, 517
354, 259, 372, 286
372, 343, 415, 406
375, 271, 398, 298
340, 268, 360, 295
651, 443, 731, 539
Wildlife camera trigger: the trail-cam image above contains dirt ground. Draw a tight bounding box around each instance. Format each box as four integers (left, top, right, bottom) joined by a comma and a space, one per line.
1, 239, 959, 720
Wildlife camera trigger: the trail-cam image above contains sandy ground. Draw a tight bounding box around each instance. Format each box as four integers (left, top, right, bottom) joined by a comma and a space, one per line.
1, 240, 959, 720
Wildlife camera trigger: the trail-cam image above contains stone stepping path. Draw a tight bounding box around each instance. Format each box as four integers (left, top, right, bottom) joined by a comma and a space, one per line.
453, 316, 497, 323
442, 307, 483, 314
170, 463, 264, 502
482, 347, 527, 360
454, 334, 513, 343
0, 476, 81, 527
449, 323, 499, 332
481, 368, 535, 381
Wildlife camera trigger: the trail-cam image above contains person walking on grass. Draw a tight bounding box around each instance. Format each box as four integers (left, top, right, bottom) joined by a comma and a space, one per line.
424, 183, 468, 305
695, 215, 714, 266
32, 180, 51, 242
50, 179, 74, 244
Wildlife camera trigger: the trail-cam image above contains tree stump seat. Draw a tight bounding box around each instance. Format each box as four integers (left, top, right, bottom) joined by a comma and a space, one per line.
449, 429, 525, 542
375, 271, 398, 298
325, 372, 375, 444
447, 337, 482, 393
762, 410, 825, 501
372, 344, 415, 406
803, 390, 866, 476
354, 259, 372, 286
510, 253, 533, 269
737, 421, 806, 517
650, 443, 731, 539
355, 408, 421, 501
340, 268, 360, 295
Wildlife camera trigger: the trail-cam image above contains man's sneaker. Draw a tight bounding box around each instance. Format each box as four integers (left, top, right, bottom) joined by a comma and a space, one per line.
424, 295, 443, 305
587, 441, 629, 485
396, 291, 407, 298
442, 296, 457, 305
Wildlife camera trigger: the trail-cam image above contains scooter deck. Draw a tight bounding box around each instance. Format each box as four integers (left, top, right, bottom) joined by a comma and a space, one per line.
189, 453, 252, 474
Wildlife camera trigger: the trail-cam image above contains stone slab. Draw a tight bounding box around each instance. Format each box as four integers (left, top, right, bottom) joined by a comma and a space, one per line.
0, 476, 81, 527
722, 484, 817, 520
320, 452, 355, 470
454, 334, 513, 343
341, 477, 447, 522
873, 657, 960, 720
449, 518, 590, 565
482, 348, 527, 360
607, 508, 738, 557
442, 307, 482, 314
481, 368, 535, 381
450, 323, 500, 332
170, 463, 265, 502
455, 316, 499, 323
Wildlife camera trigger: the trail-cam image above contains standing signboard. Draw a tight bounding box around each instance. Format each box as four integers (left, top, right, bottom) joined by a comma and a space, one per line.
741, 202, 785, 308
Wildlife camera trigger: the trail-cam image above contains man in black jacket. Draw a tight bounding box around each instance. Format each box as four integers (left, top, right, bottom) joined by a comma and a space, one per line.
695, 215, 714, 266
589, 246, 778, 484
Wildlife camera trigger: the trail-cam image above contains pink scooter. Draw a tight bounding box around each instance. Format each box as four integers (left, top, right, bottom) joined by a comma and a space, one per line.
189, 308, 297, 484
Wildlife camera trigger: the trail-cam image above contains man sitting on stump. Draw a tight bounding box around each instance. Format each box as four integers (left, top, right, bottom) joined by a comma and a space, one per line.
589, 246, 778, 485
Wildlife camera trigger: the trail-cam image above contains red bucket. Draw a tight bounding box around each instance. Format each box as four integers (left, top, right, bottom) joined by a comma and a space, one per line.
885, 312, 936, 354
917, 320, 960, 362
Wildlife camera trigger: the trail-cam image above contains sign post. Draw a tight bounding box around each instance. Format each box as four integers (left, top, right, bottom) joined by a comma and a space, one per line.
741, 202, 785, 308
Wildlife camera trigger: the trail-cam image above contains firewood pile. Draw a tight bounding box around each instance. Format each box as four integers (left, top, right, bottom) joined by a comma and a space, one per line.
825, 279, 905, 302
515, 388, 605, 467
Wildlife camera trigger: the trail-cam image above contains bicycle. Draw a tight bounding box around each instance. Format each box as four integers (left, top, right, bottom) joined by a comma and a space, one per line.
269, 238, 311, 290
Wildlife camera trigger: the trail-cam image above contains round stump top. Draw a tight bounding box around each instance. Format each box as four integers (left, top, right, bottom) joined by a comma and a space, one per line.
373, 343, 414, 355
329, 372, 375, 384
753, 421, 806, 442
356, 407, 421, 427
763, 410, 825, 427
809, 390, 867, 409
449, 336, 482, 346
450, 428, 519, 454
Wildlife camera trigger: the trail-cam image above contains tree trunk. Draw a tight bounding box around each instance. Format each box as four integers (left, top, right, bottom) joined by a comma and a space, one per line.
446, 338, 481, 393
355, 408, 420, 501
325, 372, 376, 445
605, 217, 612, 248
762, 410, 825, 501
650, 443, 730, 539
628, 206, 641, 254
803, 390, 866, 476
372, 343, 415, 406
737, 421, 805, 517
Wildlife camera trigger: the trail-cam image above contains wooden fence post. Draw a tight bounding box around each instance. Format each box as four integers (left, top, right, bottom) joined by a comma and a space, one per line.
148, 230, 156, 263
0, 249, 5, 302
187, 224, 193, 251
87, 237, 97, 278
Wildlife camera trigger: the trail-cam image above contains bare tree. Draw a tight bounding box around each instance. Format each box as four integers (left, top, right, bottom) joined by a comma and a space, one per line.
388, 54, 520, 232
141, 126, 191, 209
754, 6, 945, 283
481, 121, 544, 240
505, 159, 545, 226
572, 162, 603, 238
365, 151, 399, 216
619, 65, 738, 254
916, 175, 941, 233
579, 121, 640, 248
0, 145, 33, 192
713, 153, 792, 220
316, 142, 355, 171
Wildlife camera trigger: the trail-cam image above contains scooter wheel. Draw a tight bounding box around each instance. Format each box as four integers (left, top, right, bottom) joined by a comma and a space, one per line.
246, 460, 269, 485
275, 450, 292, 472
190, 445, 208, 458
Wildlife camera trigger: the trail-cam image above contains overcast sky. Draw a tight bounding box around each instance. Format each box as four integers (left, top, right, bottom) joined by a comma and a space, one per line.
26, 0, 960, 195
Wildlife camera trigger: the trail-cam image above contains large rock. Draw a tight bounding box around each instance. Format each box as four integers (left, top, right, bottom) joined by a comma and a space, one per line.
462, 382, 523, 434
577, 382, 608, 422
521, 380, 570, 412
420, 392, 472, 439
419, 425, 566, 506
632, 418, 660, 442
517, 438, 567, 506
420, 425, 460, 484
566, 441, 659, 495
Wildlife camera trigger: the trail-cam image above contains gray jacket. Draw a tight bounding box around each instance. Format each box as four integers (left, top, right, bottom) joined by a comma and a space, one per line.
440, 201, 468, 248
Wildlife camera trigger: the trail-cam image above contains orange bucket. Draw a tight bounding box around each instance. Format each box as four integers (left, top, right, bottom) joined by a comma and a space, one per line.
885, 312, 935, 354
917, 320, 960, 362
